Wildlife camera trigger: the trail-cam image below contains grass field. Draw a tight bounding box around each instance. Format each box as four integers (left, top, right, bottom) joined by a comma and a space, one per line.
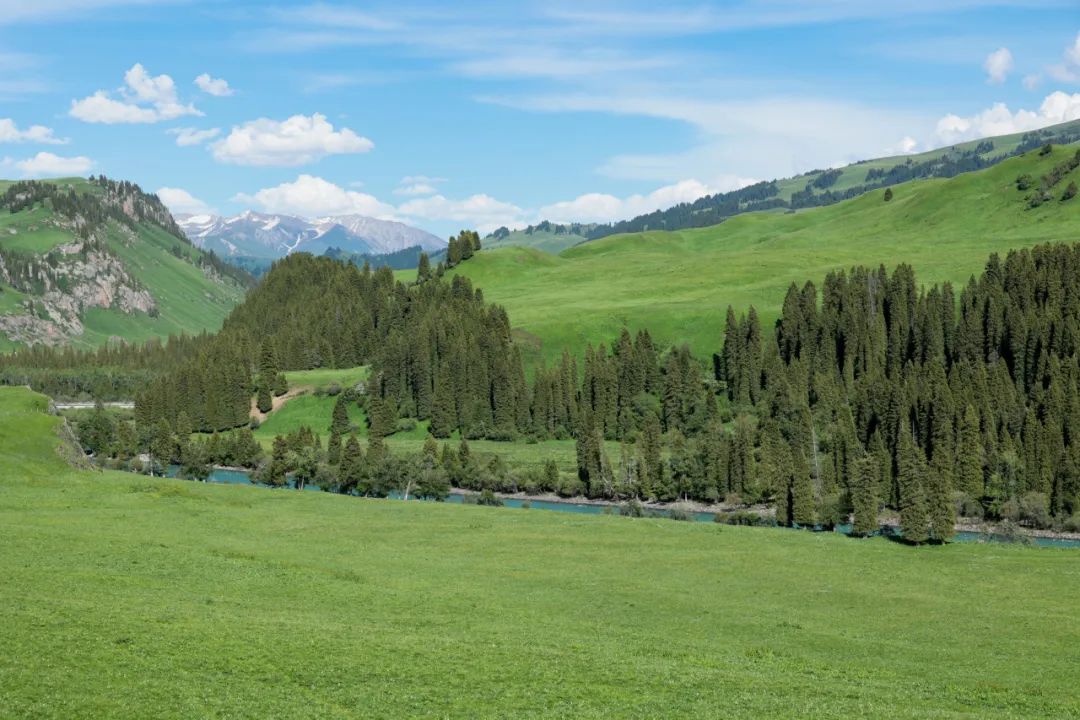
452, 147, 1080, 363
2, 385, 1080, 718
252, 378, 612, 471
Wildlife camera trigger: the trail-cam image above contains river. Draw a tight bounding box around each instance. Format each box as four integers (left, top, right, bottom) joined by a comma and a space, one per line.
161, 465, 1080, 549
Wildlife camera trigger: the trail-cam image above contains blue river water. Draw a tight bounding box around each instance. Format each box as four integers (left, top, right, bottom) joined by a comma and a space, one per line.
163, 465, 1080, 549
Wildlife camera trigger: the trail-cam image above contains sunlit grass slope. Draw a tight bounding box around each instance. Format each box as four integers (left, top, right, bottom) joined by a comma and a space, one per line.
454, 147, 1080, 363
0, 177, 245, 348
2, 385, 1079, 718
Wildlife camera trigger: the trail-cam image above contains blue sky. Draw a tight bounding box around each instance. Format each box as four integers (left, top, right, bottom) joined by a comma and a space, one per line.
2, 0, 1079, 236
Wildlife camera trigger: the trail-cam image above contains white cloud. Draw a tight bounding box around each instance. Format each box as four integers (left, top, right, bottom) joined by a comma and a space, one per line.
935, 90, 1080, 145
983, 47, 1013, 84
1023, 73, 1042, 91
0, 119, 67, 144
156, 187, 213, 215
1043, 32, 1080, 84
168, 126, 221, 146
397, 193, 525, 234
194, 73, 233, 97
69, 63, 201, 124
394, 175, 447, 196
234, 174, 396, 218
537, 178, 751, 224
15, 152, 93, 177
211, 113, 374, 166
887, 136, 920, 155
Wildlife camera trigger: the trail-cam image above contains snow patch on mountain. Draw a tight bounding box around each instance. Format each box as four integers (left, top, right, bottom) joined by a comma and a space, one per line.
176, 211, 445, 259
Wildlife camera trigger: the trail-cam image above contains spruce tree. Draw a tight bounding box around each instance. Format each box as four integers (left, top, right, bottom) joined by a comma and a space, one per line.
851, 454, 879, 536
955, 405, 983, 500
897, 426, 930, 544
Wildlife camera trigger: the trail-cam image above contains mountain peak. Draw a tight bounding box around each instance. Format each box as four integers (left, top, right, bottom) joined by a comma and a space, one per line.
177, 211, 445, 259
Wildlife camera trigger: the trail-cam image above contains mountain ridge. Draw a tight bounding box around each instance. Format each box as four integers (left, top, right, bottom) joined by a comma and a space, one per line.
177, 210, 445, 260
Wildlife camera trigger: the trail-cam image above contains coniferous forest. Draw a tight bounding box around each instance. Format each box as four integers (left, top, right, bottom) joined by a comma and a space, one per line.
10, 235, 1080, 540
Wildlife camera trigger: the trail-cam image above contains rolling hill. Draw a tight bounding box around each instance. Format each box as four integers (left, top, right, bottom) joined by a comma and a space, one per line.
0, 176, 250, 351
484, 118, 1080, 255
452, 144, 1080, 363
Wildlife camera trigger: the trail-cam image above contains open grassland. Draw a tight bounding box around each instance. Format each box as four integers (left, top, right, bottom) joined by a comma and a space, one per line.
2, 386, 1079, 719
454, 147, 1080, 363
252, 381, 608, 471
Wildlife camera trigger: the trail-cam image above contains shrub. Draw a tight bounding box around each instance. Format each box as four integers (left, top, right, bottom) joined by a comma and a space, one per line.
396, 418, 417, 433
883, 188, 894, 202
1039, 143, 1053, 156
954, 492, 984, 520
1019, 492, 1052, 529
477, 488, 503, 507
556, 475, 584, 498
1062, 181, 1077, 201
326, 382, 342, 396
668, 506, 694, 522
1015, 173, 1034, 191
715, 510, 771, 526
620, 498, 645, 517
520, 500, 531, 510
1062, 513, 1080, 533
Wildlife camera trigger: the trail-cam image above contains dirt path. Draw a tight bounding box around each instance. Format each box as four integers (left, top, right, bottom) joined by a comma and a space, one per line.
250, 388, 306, 423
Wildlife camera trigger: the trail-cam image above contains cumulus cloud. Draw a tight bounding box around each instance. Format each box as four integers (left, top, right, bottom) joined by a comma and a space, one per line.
983, 47, 1013, 84
537, 178, 751, 224
887, 136, 920, 155
1046, 32, 1080, 83
0, 118, 67, 144
234, 174, 396, 217
156, 187, 213, 215
397, 193, 525, 234
211, 113, 373, 166
194, 73, 233, 97
69, 63, 201, 124
14, 152, 93, 177
935, 90, 1080, 145
168, 126, 221, 146
394, 175, 447, 196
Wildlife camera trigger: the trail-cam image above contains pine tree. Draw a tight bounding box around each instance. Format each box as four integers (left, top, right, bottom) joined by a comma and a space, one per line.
639, 411, 662, 499
339, 434, 364, 493
851, 454, 879, 536
897, 425, 930, 544
955, 405, 983, 500
330, 394, 351, 435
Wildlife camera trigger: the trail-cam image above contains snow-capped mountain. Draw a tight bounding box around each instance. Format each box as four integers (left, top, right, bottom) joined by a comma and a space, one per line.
176, 211, 445, 259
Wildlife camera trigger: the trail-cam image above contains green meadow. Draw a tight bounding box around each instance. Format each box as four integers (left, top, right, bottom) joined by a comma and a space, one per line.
2, 385, 1079, 718
453, 147, 1080, 363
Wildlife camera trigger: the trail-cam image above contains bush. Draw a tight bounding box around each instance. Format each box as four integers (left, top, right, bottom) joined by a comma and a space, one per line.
954, 492, 984, 520
883, 188, 894, 202
1062, 181, 1077, 201
1019, 492, 1052, 529
326, 382, 342, 396
396, 418, 418, 433
668, 506, 694, 522
715, 510, 771, 526
1016, 173, 1034, 191
1039, 143, 1053, 156
477, 488, 503, 507
620, 498, 645, 517
556, 475, 584, 498
1062, 513, 1080, 533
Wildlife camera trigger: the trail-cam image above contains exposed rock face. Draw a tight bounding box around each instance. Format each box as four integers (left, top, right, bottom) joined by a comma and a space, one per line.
0, 239, 156, 346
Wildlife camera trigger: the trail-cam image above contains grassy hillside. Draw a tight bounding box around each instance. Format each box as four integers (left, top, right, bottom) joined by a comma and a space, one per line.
2, 385, 1079, 718
484, 226, 589, 254
0, 177, 247, 350
455, 146, 1080, 363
